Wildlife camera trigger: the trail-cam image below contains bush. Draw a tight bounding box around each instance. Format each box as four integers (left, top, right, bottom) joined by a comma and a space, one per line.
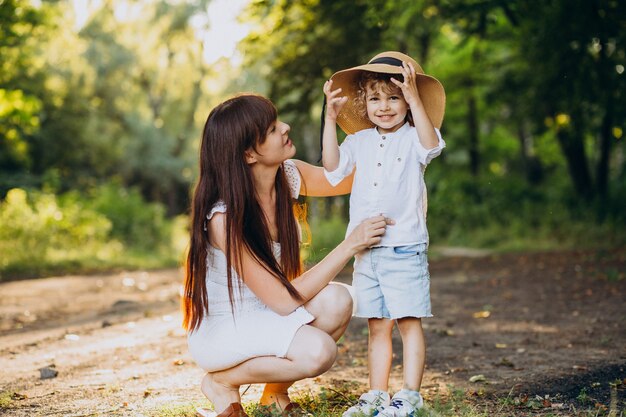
0, 188, 121, 279
85, 183, 170, 250
302, 215, 348, 264
0, 186, 185, 280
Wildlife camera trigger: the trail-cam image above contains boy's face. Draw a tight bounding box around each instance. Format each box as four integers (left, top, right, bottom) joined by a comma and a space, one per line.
365, 82, 408, 134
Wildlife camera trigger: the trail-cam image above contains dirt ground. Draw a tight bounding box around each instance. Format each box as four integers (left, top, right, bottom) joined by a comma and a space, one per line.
1, 247, 624, 416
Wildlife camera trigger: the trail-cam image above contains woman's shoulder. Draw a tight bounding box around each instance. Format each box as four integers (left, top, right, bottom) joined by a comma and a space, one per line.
283, 160, 300, 199
207, 201, 227, 221
206, 201, 227, 250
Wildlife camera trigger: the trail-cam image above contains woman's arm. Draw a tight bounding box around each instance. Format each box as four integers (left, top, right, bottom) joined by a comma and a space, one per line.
209, 212, 390, 315
292, 159, 354, 197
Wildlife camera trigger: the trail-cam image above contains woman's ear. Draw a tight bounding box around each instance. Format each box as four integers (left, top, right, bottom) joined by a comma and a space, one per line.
244, 149, 257, 165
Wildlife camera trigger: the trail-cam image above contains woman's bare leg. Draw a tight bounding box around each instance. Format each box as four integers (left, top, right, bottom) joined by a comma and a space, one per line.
204, 284, 353, 413
204, 325, 337, 412
260, 283, 353, 408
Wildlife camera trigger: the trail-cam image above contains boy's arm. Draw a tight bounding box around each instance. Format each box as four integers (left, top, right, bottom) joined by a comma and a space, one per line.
321, 80, 348, 171
391, 61, 440, 150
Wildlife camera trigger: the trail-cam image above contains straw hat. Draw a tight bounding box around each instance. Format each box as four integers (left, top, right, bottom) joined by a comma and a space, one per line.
329, 51, 446, 134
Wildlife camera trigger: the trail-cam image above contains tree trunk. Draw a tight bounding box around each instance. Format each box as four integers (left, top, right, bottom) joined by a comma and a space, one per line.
517, 121, 543, 184
467, 92, 479, 176
595, 104, 613, 223
556, 127, 594, 198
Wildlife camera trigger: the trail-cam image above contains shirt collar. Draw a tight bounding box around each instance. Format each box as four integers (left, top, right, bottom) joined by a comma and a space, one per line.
375, 122, 411, 139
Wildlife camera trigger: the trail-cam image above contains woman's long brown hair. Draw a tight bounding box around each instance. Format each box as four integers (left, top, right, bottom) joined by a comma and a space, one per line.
183, 94, 303, 333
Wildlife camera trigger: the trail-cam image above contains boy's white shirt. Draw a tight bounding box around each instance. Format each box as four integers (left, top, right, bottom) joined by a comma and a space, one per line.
324, 122, 445, 247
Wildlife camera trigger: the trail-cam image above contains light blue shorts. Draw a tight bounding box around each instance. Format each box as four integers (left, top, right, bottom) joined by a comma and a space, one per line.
352, 243, 432, 319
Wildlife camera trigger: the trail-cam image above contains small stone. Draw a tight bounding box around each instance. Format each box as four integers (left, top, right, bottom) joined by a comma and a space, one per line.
39, 365, 58, 379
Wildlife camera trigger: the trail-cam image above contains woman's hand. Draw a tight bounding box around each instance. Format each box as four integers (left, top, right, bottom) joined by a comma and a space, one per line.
323, 80, 348, 122
345, 215, 395, 254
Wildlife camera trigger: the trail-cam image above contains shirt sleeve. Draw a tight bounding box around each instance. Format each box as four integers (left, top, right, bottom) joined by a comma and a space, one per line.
415, 128, 446, 166
283, 159, 301, 199
323, 134, 357, 186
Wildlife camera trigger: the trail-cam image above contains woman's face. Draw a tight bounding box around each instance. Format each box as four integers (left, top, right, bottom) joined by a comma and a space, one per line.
249, 119, 296, 166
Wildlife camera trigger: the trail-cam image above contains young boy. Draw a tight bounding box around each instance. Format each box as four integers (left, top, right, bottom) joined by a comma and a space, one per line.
321, 51, 446, 417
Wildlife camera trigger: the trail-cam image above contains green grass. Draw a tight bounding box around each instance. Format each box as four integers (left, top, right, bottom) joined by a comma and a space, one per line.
145, 381, 624, 417
150, 401, 205, 417
0, 391, 14, 409
0, 246, 182, 281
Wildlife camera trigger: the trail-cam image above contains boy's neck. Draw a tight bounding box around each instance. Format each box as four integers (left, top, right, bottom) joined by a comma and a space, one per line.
376, 121, 406, 135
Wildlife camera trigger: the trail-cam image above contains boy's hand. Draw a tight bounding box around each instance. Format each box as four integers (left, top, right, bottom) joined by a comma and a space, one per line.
323, 80, 348, 122
391, 61, 423, 109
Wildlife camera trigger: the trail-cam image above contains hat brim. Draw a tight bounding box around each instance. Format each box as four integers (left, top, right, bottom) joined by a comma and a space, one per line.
330, 64, 446, 134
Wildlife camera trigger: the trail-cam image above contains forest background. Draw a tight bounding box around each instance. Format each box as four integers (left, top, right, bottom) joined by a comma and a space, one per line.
1, 0, 625, 280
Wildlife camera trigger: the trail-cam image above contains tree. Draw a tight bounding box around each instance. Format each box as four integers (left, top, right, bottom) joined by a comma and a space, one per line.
0, 0, 50, 185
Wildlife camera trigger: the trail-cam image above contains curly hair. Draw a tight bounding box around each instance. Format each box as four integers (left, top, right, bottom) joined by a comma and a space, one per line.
353, 71, 414, 126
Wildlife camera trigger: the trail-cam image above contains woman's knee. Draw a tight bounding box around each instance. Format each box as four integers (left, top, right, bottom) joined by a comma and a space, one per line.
301, 335, 338, 376
310, 339, 338, 376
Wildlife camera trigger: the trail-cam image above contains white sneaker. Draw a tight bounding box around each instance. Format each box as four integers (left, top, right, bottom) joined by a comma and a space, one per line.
376, 389, 423, 417
342, 390, 390, 417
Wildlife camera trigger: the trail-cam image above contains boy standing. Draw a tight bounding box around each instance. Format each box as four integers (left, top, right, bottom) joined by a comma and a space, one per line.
321, 51, 446, 417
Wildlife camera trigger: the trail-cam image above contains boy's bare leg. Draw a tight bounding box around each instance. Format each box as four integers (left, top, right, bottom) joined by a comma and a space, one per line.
368, 318, 395, 391
396, 317, 425, 390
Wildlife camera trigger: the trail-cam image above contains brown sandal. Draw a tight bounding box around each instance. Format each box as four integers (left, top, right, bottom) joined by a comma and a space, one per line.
196, 402, 249, 417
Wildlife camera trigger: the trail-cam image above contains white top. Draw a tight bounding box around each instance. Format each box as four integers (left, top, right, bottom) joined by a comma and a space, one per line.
204, 159, 301, 315
324, 122, 445, 246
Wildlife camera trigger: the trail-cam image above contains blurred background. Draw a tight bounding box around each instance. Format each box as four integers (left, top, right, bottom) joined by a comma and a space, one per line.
1, 0, 625, 280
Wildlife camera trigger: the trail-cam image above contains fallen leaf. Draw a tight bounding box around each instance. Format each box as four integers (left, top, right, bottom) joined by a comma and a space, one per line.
469, 374, 486, 383
172, 359, 185, 366
495, 343, 507, 348
473, 311, 491, 318
495, 358, 514, 368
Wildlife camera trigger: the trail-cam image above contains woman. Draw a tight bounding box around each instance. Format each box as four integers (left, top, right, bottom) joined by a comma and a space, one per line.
184, 94, 392, 417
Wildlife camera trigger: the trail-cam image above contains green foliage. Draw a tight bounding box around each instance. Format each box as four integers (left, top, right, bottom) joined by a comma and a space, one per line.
0, 188, 116, 278
426, 170, 626, 250
302, 214, 348, 264
0, 187, 184, 280
86, 183, 170, 249
0, 88, 41, 170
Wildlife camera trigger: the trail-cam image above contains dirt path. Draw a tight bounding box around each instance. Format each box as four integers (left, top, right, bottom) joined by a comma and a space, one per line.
1, 248, 624, 416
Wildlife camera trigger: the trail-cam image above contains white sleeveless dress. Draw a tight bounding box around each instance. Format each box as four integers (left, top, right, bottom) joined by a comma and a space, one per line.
187, 160, 315, 372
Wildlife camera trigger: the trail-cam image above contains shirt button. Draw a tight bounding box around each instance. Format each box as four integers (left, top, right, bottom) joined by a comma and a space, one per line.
397, 157, 401, 162
374, 182, 378, 186
382, 136, 386, 140
377, 163, 382, 167
380, 143, 384, 147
